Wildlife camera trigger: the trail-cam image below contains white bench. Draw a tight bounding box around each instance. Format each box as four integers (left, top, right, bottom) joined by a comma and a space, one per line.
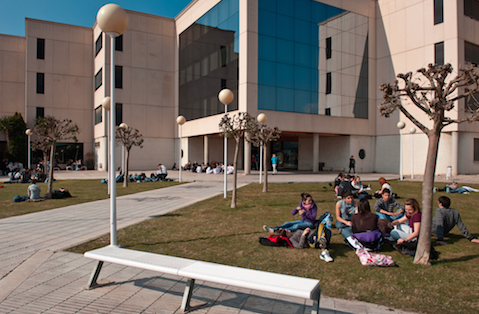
84, 246, 321, 313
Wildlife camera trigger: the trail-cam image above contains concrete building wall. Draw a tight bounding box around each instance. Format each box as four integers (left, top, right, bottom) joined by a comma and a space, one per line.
350, 135, 375, 173
298, 137, 313, 171
319, 136, 350, 170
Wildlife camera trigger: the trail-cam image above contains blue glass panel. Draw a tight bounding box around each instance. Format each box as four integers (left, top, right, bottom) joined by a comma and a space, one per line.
209, 6, 219, 27
311, 46, 319, 69
277, 39, 294, 65
312, 3, 327, 22
311, 69, 319, 92
277, 0, 294, 17
294, 90, 311, 113
277, 88, 295, 111
311, 24, 319, 47
228, 13, 239, 35
294, 66, 310, 91
259, 0, 276, 13
259, 60, 277, 86
259, 10, 277, 36
295, 0, 311, 22
276, 63, 294, 88
228, 0, 240, 15
218, 0, 229, 25
295, 43, 311, 67
234, 36, 239, 53
259, 35, 277, 62
310, 91, 318, 114
258, 85, 277, 110
295, 20, 310, 44
277, 15, 294, 40
327, 6, 345, 18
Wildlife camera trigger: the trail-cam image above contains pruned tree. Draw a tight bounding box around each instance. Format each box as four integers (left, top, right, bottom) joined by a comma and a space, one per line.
0, 113, 27, 163
379, 63, 479, 265
33, 117, 79, 198
249, 122, 281, 193
115, 126, 143, 187
219, 112, 257, 208
31, 136, 51, 179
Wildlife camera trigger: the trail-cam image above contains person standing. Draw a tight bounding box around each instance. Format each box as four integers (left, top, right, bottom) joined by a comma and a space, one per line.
271, 153, 278, 175
349, 155, 356, 174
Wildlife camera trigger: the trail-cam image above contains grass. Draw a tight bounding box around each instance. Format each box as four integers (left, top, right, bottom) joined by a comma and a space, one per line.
68, 180, 479, 314
0, 179, 180, 219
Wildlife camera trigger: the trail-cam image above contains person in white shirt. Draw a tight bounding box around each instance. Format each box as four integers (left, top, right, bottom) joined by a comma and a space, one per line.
227, 164, 234, 174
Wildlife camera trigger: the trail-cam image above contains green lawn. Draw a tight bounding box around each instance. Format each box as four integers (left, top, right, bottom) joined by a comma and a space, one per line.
0, 179, 180, 219
67, 180, 479, 314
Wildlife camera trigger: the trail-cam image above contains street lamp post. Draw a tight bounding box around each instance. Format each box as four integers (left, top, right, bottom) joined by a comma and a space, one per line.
102, 97, 111, 194
97, 3, 128, 247
218, 88, 234, 198
25, 129, 33, 169
257, 113, 267, 184
409, 127, 416, 179
397, 121, 405, 180
176, 115, 186, 183
119, 122, 128, 179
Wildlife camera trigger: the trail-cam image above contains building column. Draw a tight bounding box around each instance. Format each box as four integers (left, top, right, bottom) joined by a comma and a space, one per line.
204, 135, 209, 164
452, 131, 458, 176
312, 133, 319, 173
244, 134, 251, 174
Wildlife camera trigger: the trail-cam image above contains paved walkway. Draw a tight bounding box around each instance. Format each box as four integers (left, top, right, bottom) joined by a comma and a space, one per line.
0, 175, 417, 314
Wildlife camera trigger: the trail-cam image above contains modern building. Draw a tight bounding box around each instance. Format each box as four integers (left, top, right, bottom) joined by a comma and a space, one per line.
2, 0, 479, 175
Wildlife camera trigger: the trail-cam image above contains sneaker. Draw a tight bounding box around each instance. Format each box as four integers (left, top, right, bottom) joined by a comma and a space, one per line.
320, 250, 333, 262
318, 237, 328, 250
263, 225, 275, 234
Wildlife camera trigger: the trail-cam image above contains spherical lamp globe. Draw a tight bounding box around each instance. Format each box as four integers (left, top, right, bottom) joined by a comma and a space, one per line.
257, 113, 267, 124
176, 115, 186, 125
218, 89, 234, 105
119, 123, 128, 129
25, 129, 33, 136
409, 127, 417, 134
397, 121, 405, 129
102, 97, 111, 110
96, 4, 129, 35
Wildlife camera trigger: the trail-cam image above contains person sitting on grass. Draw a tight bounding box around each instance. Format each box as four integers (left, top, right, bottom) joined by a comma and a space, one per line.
263, 193, 317, 233
335, 191, 357, 239
334, 173, 343, 196
432, 196, 479, 245
373, 189, 404, 221
13, 179, 41, 202
390, 198, 421, 244
374, 177, 393, 198
352, 199, 383, 251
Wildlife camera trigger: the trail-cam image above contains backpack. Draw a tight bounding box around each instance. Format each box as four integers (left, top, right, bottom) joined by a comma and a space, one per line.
259, 235, 292, 247
307, 223, 331, 249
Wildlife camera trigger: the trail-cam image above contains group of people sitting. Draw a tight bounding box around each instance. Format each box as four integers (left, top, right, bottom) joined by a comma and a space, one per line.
334, 173, 372, 200
183, 161, 234, 174
261, 182, 479, 263
13, 179, 71, 202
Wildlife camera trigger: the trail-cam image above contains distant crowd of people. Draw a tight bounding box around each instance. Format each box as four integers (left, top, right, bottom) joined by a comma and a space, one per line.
182, 161, 234, 174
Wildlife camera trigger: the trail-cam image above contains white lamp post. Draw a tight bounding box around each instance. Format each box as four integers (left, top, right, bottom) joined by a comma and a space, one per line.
102, 96, 111, 195
176, 115, 186, 183
218, 88, 234, 198
97, 3, 128, 247
119, 122, 127, 179
397, 121, 405, 180
257, 113, 267, 184
409, 127, 416, 179
25, 129, 33, 169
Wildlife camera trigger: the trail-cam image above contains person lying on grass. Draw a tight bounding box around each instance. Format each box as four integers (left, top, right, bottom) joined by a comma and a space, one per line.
432, 196, 479, 245
263, 192, 317, 233
390, 198, 421, 244
275, 227, 333, 262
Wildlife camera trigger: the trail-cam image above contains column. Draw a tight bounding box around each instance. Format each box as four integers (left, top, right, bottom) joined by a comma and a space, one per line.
313, 133, 319, 173
204, 135, 209, 164
452, 131, 458, 176
244, 134, 251, 174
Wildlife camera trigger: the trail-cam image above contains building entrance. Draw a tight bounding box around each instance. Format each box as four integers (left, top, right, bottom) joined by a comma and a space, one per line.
271, 141, 298, 170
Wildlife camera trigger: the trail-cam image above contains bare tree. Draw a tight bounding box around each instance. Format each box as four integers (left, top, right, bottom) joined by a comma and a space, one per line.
249, 122, 281, 193
379, 63, 479, 265
115, 126, 143, 187
31, 136, 51, 180
219, 112, 257, 208
33, 117, 79, 198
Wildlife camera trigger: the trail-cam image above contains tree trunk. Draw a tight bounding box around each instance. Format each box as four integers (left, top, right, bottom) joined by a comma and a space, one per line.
414, 130, 440, 265
231, 138, 240, 208
46, 143, 55, 198
263, 144, 268, 192
123, 149, 130, 187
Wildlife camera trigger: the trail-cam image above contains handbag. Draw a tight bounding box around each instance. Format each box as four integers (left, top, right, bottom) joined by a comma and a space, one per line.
355, 248, 396, 267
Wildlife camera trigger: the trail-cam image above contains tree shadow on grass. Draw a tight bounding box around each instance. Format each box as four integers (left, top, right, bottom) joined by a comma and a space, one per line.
149, 213, 182, 218
432, 254, 479, 265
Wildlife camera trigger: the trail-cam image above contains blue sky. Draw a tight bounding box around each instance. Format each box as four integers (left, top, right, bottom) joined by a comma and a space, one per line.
0, 0, 193, 37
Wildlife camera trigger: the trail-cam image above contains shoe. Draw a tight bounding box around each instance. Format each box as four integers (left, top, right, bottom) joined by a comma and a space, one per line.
463, 191, 470, 194
320, 250, 333, 262
318, 237, 328, 250
263, 225, 275, 234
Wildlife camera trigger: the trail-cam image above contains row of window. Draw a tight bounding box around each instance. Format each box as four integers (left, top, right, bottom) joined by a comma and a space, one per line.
95, 34, 123, 56
94, 104, 122, 126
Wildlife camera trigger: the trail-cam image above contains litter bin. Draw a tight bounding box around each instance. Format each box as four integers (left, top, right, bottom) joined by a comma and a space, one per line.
446, 166, 452, 180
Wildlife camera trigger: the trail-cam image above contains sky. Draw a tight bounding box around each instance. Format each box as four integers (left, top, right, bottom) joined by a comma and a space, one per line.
0, 0, 193, 37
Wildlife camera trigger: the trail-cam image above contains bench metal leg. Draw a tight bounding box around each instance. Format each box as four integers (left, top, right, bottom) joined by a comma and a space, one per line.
311, 288, 321, 314
180, 279, 195, 312
86, 261, 104, 289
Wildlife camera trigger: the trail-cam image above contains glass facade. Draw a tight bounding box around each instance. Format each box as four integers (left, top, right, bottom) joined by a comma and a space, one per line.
179, 0, 239, 121
258, 0, 369, 119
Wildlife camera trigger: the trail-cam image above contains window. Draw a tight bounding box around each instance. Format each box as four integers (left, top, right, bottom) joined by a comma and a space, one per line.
221, 79, 227, 89
465, 41, 479, 66
465, 0, 479, 21
474, 138, 479, 161
95, 69, 102, 90
36, 107, 44, 118
36, 73, 44, 94
435, 42, 444, 65
434, 0, 444, 24
115, 35, 123, 51
326, 37, 332, 59
220, 45, 227, 67
37, 38, 45, 59
95, 34, 102, 56
115, 103, 122, 126
115, 66, 122, 89
326, 72, 331, 94
94, 106, 102, 125
325, 108, 331, 116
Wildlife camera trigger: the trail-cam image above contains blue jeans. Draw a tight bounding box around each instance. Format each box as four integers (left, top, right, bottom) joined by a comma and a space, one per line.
450, 187, 468, 194
274, 220, 314, 232
376, 210, 404, 221
335, 221, 352, 238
